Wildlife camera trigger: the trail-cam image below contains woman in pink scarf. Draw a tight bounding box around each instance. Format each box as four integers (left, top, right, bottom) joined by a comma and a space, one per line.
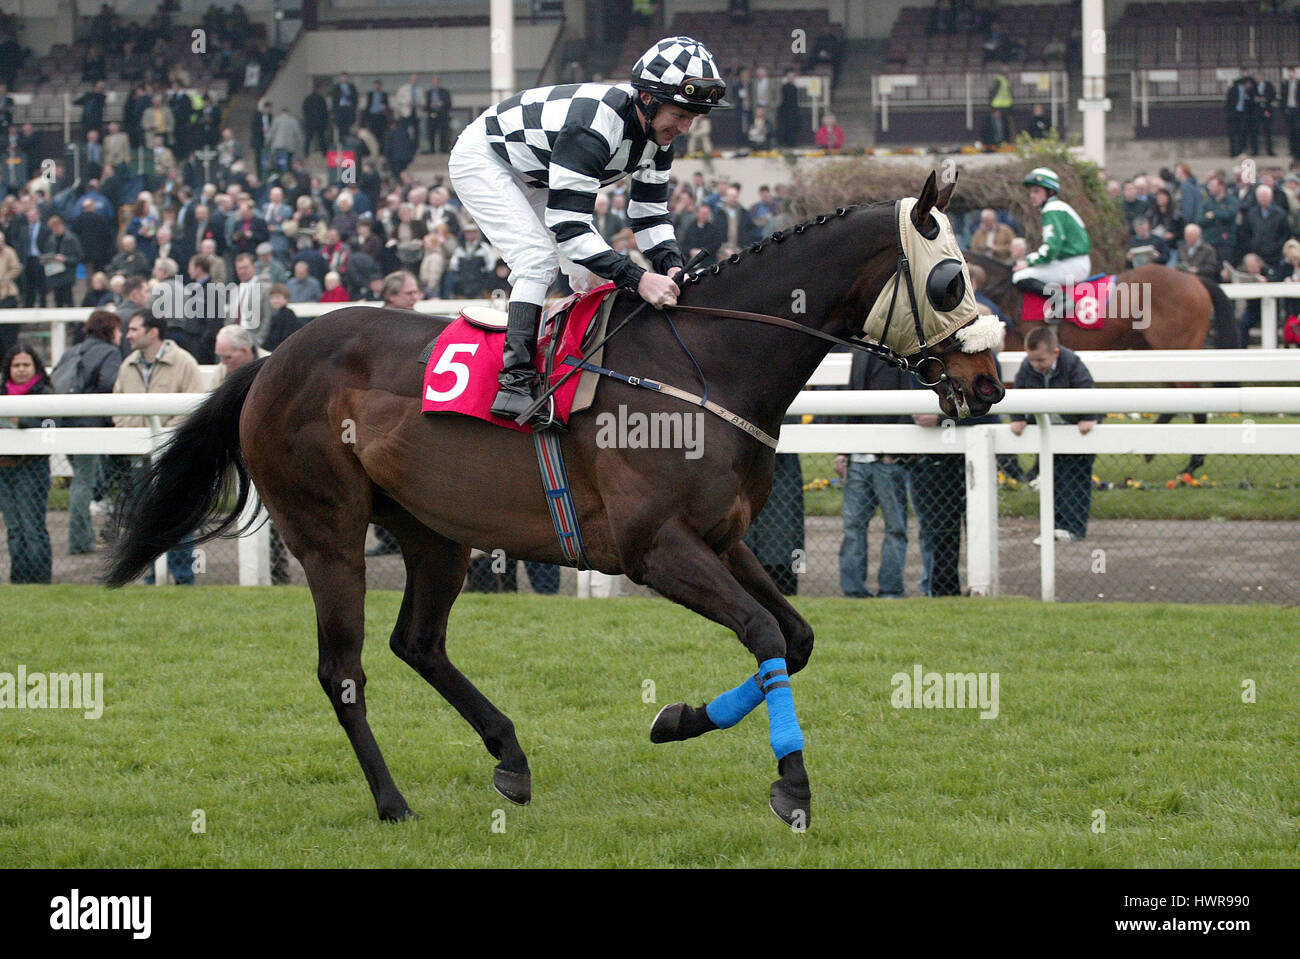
0, 343, 53, 583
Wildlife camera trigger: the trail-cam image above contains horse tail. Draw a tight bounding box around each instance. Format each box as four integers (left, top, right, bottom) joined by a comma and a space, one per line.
104, 357, 267, 588
1199, 278, 1238, 349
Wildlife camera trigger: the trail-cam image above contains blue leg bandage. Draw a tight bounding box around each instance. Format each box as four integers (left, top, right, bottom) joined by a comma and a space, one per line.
760, 657, 804, 760
705, 674, 764, 729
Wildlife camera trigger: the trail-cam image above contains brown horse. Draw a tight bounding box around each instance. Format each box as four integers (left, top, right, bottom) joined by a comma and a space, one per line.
968, 252, 1239, 474
965, 252, 1238, 352
106, 172, 1005, 827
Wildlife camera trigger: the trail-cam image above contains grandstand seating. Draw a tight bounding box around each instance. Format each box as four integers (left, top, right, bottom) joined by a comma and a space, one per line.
6, 21, 258, 126
1110, 1, 1299, 72
884, 3, 1075, 72
615, 8, 843, 80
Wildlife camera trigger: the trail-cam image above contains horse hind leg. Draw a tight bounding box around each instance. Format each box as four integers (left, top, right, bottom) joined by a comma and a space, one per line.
382, 513, 532, 806
305, 546, 414, 822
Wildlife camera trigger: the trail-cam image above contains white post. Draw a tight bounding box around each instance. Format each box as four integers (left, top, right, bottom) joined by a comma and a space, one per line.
1262, 297, 1278, 350
1080, 0, 1108, 168
237, 483, 271, 586
966, 73, 973, 131
490, 0, 515, 104
964, 426, 999, 597
51, 321, 67, 365
1036, 414, 1055, 602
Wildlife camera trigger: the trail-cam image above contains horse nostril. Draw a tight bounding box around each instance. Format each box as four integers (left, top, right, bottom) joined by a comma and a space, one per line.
975, 375, 1003, 401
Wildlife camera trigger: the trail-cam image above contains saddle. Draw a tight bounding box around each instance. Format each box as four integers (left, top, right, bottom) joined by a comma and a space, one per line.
1020, 273, 1113, 329
419, 286, 619, 432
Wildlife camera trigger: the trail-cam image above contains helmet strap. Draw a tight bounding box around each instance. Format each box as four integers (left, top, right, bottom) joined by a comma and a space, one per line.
639, 92, 662, 127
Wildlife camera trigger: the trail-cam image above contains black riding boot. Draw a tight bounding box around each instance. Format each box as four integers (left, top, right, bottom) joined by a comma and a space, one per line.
1014, 276, 1058, 319
490, 301, 552, 426
1014, 276, 1047, 296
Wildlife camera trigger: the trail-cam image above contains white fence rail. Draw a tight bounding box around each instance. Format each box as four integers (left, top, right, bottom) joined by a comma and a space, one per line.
807, 349, 1300, 387
3, 388, 1298, 599
3, 280, 1300, 362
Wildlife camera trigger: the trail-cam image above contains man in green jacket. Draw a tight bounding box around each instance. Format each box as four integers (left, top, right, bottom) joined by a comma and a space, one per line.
1012, 167, 1093, 314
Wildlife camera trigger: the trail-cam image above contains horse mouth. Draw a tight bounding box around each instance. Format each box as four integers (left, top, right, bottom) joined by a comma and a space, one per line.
940, 375, 1004, 419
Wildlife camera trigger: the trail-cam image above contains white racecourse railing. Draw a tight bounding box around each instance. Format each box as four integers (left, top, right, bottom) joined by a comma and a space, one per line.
0, 300, 489, 364
3, 387, 1299, 600
2, 280, 1299, 362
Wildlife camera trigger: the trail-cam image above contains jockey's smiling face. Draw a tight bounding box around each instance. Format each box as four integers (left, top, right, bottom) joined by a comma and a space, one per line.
1028, 185, 1049, 208
638, 94, 698, 147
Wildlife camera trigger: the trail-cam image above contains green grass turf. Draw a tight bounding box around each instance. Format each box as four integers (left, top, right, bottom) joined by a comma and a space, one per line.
1, 586, 1296, 867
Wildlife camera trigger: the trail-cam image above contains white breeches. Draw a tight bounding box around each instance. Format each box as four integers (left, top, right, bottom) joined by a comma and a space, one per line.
1012, 253, 1093, 288
448, 115, 601, 306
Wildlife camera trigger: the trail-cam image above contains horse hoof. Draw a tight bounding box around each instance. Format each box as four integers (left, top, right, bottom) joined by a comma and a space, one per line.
379, 802, 417, 822
650, 702, 686, 742
650, 702, 717, 743
769, 751, 811, 830
493, 766, 531, 805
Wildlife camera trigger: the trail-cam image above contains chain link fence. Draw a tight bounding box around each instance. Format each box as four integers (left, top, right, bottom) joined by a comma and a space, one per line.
3, 427, 1298, 604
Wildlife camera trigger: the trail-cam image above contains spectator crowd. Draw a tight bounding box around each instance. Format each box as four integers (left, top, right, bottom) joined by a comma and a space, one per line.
1104, 159, 1300, 346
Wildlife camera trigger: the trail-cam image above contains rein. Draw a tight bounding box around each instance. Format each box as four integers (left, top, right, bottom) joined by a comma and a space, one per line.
520, 200, 966, 440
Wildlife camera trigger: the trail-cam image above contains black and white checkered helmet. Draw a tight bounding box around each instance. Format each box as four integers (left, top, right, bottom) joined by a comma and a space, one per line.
631, 36, 730, 112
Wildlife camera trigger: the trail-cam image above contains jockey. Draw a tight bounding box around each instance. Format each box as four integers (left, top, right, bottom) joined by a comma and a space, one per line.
448, 36, 729, 427
1012, 167, 1092, 314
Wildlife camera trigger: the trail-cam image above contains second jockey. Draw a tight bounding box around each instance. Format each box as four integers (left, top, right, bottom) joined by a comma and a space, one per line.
1012, 167, 1093, 316
448, 36, 729, 427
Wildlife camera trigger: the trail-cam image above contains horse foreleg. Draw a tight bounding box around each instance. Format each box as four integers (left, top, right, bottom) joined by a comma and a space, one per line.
649, 540, 815, 743
1145, 402, 1207, 476
383, 516, 532, 806
640, 517, 810, 828
723, 541, 815, 674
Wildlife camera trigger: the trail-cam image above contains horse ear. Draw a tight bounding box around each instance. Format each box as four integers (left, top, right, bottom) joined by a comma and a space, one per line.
912, 170, 939, 231
936, 170, 958, 213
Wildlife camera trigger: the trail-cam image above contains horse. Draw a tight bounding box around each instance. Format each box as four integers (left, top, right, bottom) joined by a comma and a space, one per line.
965, 252, 1237, 353
106, 171, 1006, 828
967, 252, 1238, 474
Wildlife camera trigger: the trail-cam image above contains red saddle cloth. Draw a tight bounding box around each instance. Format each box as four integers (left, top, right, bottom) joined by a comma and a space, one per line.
420, 284, 616, 432
1021, 275, 1113, 329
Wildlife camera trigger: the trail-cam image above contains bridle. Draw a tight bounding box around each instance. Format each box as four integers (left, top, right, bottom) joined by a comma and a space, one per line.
672, 200, 968, 398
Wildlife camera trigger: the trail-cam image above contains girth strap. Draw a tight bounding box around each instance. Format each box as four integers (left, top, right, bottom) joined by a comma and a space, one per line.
533, 429, 592, 569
